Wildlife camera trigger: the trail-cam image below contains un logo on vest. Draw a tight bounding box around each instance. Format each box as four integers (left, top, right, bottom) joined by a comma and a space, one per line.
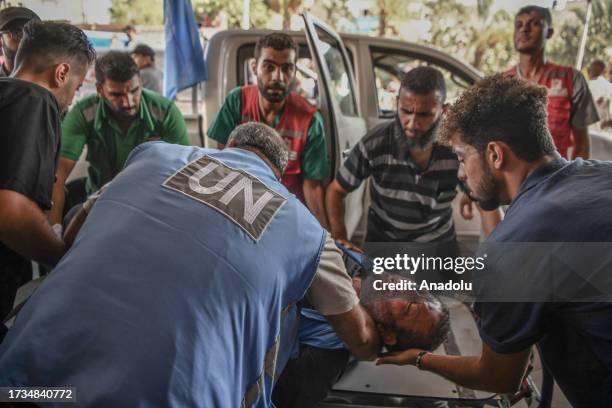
163, 155, 287, 241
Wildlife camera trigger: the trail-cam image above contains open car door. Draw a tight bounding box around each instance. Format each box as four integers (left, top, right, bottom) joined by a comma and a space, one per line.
302, 12, 368, 240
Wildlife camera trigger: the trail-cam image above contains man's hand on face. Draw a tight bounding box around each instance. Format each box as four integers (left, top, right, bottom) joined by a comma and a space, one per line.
459, 192, 474, 220
376, 348, 425, 366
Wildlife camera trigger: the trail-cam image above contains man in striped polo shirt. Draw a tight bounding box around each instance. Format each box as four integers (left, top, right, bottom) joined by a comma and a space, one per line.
327, 66, 459, 244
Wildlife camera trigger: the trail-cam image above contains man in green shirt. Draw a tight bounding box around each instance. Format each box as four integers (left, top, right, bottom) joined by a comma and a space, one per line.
208, 32, 329, 228
50, 51, 189, 224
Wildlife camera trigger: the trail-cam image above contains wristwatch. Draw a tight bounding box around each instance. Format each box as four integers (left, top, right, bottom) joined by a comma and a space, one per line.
415, 351, 429, 370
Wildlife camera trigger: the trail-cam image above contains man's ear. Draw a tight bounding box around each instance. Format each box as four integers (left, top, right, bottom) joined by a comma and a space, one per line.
486, 141, 506, 171
546, 26, 554, 39
376, 323, 398, 346
227, 139, 238, 148
54, 63, 71, 88
251, 58, 258, 76
95, 83, 104, 97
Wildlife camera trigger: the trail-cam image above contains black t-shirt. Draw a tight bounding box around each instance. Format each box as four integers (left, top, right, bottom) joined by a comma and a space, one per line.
0, 78, 61, 269
475, 158, 612, 408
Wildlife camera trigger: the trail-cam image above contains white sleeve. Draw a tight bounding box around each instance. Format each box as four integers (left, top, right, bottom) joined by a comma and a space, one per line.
305, 233, 360, 316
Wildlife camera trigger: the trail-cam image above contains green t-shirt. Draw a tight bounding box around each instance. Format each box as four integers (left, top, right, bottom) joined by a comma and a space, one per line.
207, 87, 328, 181
61, 89, 189, 193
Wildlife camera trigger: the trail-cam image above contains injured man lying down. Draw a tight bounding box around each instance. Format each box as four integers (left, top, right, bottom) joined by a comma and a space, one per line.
273, 271, 450, 408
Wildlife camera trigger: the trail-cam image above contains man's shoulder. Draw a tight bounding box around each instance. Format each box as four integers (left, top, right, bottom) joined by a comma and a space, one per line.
65, 94, 100, 124
72, 93, 101, 111
0, 78, 57, 109
226, 86, 243, 103
546, 61, 573, 71
495, 160, 612, 241
287, 91, 317, 115
141, 89, 175, 110
142, 65, 162, 75
543, 62, 575, 80
362, 120, 394, 144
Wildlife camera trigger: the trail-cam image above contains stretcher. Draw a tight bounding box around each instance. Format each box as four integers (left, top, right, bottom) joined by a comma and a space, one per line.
318, 296, 544, 408
320, 245, 545, 408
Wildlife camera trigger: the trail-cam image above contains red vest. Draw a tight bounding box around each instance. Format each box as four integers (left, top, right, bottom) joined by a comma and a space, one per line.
240, 85, 317, 202
506, 63, 574, 158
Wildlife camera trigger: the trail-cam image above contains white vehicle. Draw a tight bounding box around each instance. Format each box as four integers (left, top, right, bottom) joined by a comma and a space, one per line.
201, 15, 485, 243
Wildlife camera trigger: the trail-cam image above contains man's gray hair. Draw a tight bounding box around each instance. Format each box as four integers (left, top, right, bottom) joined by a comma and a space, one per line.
228, 122, 289, 174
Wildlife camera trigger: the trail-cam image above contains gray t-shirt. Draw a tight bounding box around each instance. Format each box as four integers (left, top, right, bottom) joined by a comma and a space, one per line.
139, 65, 163, 94
569, 68, 600, 129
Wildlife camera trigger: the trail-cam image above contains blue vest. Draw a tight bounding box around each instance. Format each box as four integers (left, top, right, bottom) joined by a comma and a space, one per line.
0, 142, 326, 407
299, 308, 345, 349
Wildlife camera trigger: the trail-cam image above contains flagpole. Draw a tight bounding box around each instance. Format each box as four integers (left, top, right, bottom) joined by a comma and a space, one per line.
575, 0, 592, 70
242, 0, 250, 29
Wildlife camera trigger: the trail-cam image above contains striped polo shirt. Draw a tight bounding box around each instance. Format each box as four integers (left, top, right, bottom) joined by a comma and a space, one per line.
337, 119, 459, 242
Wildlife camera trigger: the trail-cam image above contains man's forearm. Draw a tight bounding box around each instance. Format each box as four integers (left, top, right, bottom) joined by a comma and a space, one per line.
325, 183, 348, 240
303, 180, 329, 229
0, 191, 66, 267
573, 127, 590, 159
326, 305, 381, 360
50, 181, 66, 225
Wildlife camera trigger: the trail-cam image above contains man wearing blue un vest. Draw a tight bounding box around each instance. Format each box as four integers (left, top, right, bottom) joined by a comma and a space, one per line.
0, 123, 380, 407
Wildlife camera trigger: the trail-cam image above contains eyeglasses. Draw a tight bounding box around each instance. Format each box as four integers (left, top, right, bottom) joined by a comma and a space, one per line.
0, 29, 24, 40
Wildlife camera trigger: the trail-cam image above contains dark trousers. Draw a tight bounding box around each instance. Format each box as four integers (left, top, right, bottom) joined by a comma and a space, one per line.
273, 345, 349, 408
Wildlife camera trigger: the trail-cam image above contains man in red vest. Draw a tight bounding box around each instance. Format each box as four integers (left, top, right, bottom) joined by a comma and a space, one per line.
208, 32, 329, 228
506, 5, 599, 159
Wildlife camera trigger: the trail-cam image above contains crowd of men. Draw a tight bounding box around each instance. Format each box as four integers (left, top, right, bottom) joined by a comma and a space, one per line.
0, 4, 611, 408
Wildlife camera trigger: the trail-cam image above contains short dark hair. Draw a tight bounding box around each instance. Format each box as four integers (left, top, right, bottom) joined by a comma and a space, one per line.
439, 74, 556, 162
401, 66, 447, 104
95, 51, 139, 85
15, 21, 95, 73
132, 43, 155, 60
254, 32, 299, 60
590, 59, 606, 72
516, 5, 552, 26
228, 122, 289, 174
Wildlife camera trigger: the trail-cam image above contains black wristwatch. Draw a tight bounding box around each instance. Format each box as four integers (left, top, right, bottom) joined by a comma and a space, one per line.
415, 351, 429, 370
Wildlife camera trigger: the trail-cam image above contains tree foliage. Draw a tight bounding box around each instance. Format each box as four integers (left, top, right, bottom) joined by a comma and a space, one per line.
548, 0, 612, 69
109, 0, 164, 25
193, 0, 275, 29
107, 0, 610, 74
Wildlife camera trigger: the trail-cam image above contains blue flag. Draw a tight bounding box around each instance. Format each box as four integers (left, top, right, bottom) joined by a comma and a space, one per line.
164, 0, 207, 100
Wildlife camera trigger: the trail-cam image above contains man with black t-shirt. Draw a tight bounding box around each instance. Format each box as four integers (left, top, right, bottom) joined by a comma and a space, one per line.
0, 21, 95, 319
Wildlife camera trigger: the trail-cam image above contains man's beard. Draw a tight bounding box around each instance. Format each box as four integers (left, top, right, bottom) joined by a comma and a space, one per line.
104, 99, 138, 119
401, 116, 440, 150
257, 77, 291, 103
462, 162, 500, 211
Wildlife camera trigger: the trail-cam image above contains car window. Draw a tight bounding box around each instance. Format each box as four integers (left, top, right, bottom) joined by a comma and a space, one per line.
370, 46, 473, 118
313, 26, 358, 117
